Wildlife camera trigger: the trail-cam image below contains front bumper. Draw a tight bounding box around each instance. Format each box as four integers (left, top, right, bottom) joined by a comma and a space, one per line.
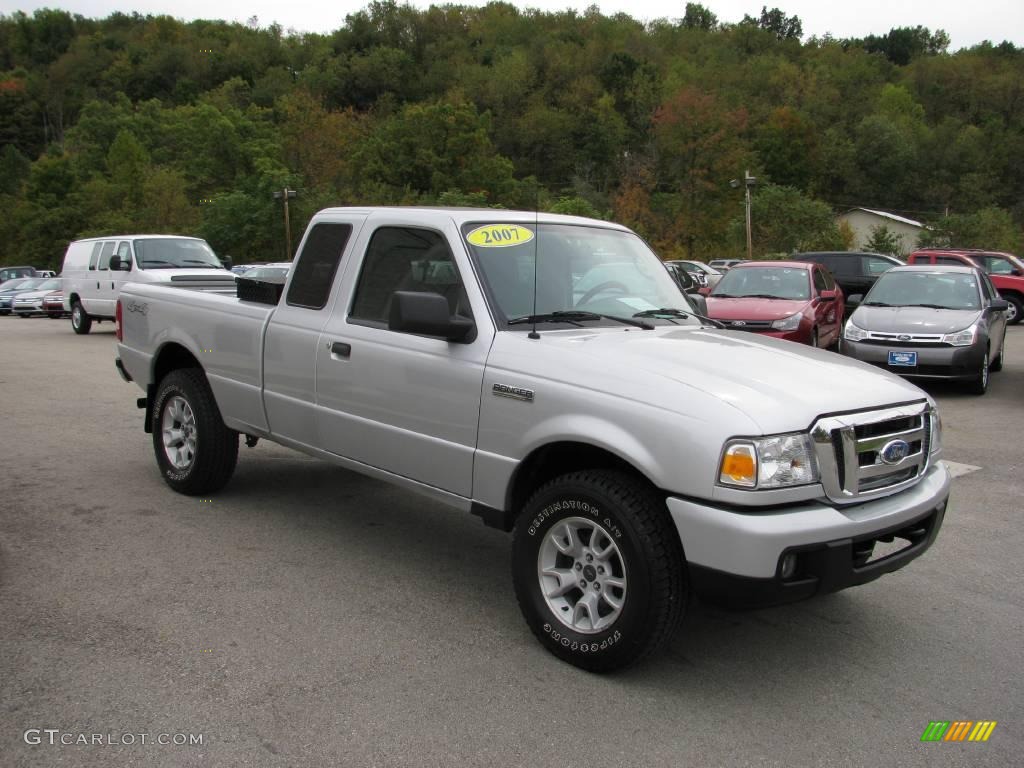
668, 462, 951, 608
842, 339, 985, 379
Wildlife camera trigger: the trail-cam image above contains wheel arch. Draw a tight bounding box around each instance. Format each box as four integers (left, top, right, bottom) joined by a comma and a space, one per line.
143, 342, 204, 434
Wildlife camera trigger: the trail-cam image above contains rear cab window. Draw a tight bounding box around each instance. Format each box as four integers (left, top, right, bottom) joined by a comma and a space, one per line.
286, 223, 353, 310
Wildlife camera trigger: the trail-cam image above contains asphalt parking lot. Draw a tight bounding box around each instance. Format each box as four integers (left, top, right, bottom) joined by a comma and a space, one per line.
1, 317, 1021, 767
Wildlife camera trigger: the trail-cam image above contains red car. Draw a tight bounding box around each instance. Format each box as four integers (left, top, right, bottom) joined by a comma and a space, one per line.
907, 249, 1024, 325
42, 289, 66, 318
703, 261, 844, 348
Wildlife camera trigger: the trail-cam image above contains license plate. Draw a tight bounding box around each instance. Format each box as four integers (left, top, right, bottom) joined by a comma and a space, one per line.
888, 350, 917, 367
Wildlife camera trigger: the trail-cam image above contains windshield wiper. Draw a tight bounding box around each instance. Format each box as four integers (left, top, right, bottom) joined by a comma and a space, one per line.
737, 293, 792, 300
508, 311, 654, 330
863, 301, 892, 307
910, 303, 962, 310
632, 308, 726, 329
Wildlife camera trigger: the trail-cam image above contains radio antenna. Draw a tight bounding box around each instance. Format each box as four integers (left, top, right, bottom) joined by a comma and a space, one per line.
528, 188, 540, 340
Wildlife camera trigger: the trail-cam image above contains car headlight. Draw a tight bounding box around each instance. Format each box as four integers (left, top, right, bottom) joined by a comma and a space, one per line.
942, 325, 977, 346
929, 408, 942, 455
719, 434, 819, 489
844, 320, 868, 341
771, 312, 803, 331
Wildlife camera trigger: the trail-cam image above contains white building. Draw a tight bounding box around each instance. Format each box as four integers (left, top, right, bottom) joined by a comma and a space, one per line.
837, 208, 924, 254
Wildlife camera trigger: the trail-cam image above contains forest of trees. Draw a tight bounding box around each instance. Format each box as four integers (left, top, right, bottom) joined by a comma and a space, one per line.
1, 2, 1022, 269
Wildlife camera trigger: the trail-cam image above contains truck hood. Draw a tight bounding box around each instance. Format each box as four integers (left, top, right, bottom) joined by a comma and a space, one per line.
491, 327, 927, 434
851, 305, 980, 335
704, 296, 808, 322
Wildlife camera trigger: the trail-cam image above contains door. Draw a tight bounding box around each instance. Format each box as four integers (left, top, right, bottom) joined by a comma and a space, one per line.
263, 219, 359, 447
82, 241, 115, 316
315, 218, 494, 497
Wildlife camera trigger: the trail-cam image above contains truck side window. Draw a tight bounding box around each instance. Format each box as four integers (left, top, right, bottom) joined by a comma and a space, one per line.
935, 256, 962, 266
350, 227, 471, 327
286, 223, 353, 310
864, 256, 896, 275
88, 242, 104, 271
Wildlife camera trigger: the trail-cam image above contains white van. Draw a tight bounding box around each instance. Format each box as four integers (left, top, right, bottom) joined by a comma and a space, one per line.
61, 235, 237, 334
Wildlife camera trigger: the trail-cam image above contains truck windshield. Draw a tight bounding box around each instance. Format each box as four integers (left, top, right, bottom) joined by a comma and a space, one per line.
133, 239, 224, 270
865, 271, 981, 311
461, 223, 696, 327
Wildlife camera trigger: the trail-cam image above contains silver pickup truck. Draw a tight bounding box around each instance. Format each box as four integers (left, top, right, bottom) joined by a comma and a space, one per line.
116, 207, 951, 671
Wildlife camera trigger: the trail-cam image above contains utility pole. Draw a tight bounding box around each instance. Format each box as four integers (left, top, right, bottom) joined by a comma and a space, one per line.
273, 188, 297, 258
731, 170, 757, 260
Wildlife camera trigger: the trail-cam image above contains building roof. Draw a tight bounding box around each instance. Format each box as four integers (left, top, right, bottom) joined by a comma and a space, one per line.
842, 208, 924, 229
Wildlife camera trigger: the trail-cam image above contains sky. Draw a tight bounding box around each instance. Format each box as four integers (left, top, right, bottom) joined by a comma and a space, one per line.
1, 0, 1022, 50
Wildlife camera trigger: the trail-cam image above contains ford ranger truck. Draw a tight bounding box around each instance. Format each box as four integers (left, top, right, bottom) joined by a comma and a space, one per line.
115, 208, 951, 671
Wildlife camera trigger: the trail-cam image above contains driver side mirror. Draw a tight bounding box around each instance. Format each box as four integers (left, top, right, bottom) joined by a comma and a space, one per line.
221, 255, 233, 270
990, 298, 1010, 312
388, 291, 475, 343
109, 255, 131, 271
698, 286, 711, 296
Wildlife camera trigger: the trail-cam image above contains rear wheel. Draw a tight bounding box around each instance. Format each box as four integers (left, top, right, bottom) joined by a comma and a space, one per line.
71, 301, 92, 334
512, 470, 687, 672
151, 369, 238, 495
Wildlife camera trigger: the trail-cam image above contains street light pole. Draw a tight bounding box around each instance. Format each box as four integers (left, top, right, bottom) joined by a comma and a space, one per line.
273, 188, 297, 258
731, 170, 757, 260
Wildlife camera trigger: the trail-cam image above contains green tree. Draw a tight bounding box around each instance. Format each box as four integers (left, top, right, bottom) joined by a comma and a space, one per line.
863, 224, 905, 257
731, 184, 843, 255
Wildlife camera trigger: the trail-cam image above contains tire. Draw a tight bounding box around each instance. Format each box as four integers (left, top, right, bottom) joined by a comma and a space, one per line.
512, 470, 686, 672
966, 351, 989, 395
990, 341, 1004, 372
71, 301, 92, 334
151, 368, 238, 495
1004, 294, 1022, 325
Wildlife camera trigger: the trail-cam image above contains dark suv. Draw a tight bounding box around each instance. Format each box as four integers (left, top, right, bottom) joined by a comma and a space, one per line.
791, 252, 902, 308
0, 266, 38, 284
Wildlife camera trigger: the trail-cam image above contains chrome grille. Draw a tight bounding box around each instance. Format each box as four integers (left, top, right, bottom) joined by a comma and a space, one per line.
811, 402, 932, 504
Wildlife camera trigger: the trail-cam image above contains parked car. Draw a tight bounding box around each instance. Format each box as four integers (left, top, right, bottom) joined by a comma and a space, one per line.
666, 259, 723, 288
708, 258, 747, 271
12, 278, 63, 317
792, 252, 903, 310
907, 249, 1024, 325
0, 266, 38, 284
240, 262, 291, 280
231, 263, 262, 275
116, 207, 950, 671
0, 278, 40, 315
61, 235, 237, 335
704, 261, 844, 348
42, 289, 67, 318
842, 265, 1007, 394
36, 270, 57, 278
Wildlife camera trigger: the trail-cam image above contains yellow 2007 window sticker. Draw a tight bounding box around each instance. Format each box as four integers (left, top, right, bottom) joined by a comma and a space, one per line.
466, 224, 535, 248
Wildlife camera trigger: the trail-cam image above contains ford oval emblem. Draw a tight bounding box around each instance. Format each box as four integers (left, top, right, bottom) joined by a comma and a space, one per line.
897, 334, 911, 341
731, 320, 747, 327
880, 439, 911, 465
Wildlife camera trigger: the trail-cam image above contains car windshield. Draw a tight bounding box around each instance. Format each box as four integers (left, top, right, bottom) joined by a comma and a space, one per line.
462, 223, 697, 327
133, 238, 223, 270
1, 278, 32, 291
865, 271, 981, 310
34, 279, 61, 291
7, 278, 43, 291
710, 266, 810, 300
243, 266, 289, 279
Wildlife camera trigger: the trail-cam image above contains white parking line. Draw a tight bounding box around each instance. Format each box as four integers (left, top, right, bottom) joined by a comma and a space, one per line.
940, 460, 982, 478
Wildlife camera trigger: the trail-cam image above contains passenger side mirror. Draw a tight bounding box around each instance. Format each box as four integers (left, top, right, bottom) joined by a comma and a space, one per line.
221, 255, 233, 270
688, 293, 709, 315
847, 294, 864, 307
819, 289, 837, 302
388, 290, 474, 342
989, 298, 1010, 312
698, 286, 711, 296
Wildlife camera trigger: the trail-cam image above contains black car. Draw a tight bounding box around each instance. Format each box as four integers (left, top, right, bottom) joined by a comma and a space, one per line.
791, 252, 902, 308
0, 266, 38, 284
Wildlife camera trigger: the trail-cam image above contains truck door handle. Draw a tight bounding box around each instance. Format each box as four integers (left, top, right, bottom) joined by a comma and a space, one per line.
330, 341, 351, 358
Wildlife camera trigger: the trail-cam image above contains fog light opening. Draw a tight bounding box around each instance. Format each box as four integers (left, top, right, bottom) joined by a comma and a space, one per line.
780, 553, 799, 581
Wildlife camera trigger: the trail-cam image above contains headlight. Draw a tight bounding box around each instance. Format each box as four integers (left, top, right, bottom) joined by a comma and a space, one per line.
844, 320, 868, 341
929, 408, 942, 455
771, 312, 803, 331
719, 434, 819, 489
942, 325, 977, 346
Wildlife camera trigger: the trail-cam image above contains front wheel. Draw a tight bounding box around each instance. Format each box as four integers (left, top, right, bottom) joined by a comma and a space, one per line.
966, 352, 990, 395
151, 369, 239, 495
71, 301, 92, 334
512, 470, 687, 672
1004, 294, 1022, 325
